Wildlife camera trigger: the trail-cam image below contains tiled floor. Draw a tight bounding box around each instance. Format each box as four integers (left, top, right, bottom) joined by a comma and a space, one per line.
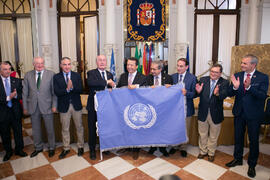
0, 119, 270, 180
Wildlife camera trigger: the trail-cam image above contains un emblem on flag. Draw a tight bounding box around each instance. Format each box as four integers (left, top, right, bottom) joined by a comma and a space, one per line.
124, 103, 157, 129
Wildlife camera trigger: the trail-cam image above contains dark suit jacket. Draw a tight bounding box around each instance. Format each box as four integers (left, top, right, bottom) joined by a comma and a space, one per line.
53, 71, 83, 113
228, 70, 269, 119
197, 76, 229, 124
146, 73, 173, 86
0, 76, 22, 122
86, 69, 113, 111
117, 71, 146, 88
172, 72, 197, 117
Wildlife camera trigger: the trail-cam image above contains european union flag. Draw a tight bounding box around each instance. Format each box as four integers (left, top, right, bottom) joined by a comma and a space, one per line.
96, 85, 187, 152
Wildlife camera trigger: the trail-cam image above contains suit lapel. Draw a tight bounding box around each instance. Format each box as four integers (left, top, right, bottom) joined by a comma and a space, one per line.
39, 70, 46, 89
251, 70, 258, 84
95, 69, 103, 80
32, 70, 38, 90
183, 72, 189, 84
62, 72, 67, 86
133, 73, 138, 84
148, 75, 154, 85
161, 74, 165, 85
10, 77, 15, 91
216, 77, 222, 86
239, 72, 245, 93
205, 77, 211, 96
0, 78, 5, 96
105, 70, 112, 80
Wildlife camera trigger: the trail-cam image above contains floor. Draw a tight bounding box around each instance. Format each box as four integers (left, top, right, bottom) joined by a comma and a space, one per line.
0, 118, 270, 180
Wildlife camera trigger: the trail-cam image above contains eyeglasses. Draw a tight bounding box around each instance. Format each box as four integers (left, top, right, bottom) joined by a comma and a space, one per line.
210, 70, 220, 74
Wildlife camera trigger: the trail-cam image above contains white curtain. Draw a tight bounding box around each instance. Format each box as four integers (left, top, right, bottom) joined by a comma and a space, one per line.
60, 17, 77, 72
218, 15, 236, 77
17, 18, 33, 77
0, 20, 16, 69
85, 16, 97, 72
196, 15, 213, 76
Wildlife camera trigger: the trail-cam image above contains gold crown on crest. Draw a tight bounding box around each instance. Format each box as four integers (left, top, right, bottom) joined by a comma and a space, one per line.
139, 2, 153, 10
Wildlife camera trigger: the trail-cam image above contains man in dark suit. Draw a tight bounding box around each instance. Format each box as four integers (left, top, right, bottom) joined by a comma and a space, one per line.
146, 60, 173, 157
54, 57, 84, 159
195, 64, 229, 162
225, 54, 269, 178
170, 58, 197, 157
117, 57, 146, 88
0, 61, 27, 161
86, 55, 115, 160
23, 57, 56, 158
117, 57, 146, 160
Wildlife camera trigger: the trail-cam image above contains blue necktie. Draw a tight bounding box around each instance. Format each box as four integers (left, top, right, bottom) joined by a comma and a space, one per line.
179, 74, 183, 83
209, 80, 215, 97
66, 73, 69, 84
102, 72, 105, 80
5, 78, 12, 107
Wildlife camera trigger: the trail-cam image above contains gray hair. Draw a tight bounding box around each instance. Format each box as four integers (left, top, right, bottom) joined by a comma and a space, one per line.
61, 57, 71, 62
0, 61, 11, 71
243, 54, 258, 65
152, 60, 164, 70
33, 56, 45, 64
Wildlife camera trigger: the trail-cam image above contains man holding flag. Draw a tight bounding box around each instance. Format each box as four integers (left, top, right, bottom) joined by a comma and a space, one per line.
146, 60, 173, 157
117, 57, 146, 160
86, 55, 115, 160
170, 58, 197, 157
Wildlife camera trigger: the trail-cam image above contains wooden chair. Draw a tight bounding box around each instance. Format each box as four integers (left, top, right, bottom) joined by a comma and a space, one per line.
262, 96, 270, 143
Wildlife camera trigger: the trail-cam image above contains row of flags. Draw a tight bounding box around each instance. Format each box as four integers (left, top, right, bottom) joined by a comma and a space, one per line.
109, 44, 190, 80
135, 43, 154, 75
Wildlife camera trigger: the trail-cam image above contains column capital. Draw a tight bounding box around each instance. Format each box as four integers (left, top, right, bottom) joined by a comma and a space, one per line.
174, 43, 188, 60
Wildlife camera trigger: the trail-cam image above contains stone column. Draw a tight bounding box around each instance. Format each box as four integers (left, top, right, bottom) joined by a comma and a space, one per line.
104, 0, 117, 71
247, 0, 259, 44
175, 0, 188, 59
40, 0, 53, 70
170, 0, 188, 74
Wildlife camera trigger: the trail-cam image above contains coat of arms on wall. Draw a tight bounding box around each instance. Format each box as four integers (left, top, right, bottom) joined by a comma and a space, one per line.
127, 0, 166, 41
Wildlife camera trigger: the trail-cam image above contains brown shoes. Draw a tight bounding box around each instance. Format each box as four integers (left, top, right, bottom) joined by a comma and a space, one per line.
208, 155, 215, 162
132, 151, 139, 160
197, 153, 207, 159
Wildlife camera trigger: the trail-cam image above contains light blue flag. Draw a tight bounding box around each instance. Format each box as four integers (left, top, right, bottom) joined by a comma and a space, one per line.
110, 48, 116, 81
96, 85, 187, 152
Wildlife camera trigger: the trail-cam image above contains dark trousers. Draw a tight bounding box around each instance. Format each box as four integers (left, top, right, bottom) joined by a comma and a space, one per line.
234, 115, 260, 167
0, 107, 24, 153
87, 108, 97, 151
149, 147, 167, 153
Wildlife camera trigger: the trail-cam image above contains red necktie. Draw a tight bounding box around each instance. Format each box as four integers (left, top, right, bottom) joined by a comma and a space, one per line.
244, 73, 251, 93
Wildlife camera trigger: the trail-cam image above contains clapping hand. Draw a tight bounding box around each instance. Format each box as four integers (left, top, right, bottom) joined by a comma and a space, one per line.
231, 74, 240, 89
195, 83, 203, 94
213, 84, 219, 96
67, 79, 73, 90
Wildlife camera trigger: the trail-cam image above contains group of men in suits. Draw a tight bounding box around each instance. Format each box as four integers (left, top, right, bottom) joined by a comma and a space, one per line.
0, 54, 267, 178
